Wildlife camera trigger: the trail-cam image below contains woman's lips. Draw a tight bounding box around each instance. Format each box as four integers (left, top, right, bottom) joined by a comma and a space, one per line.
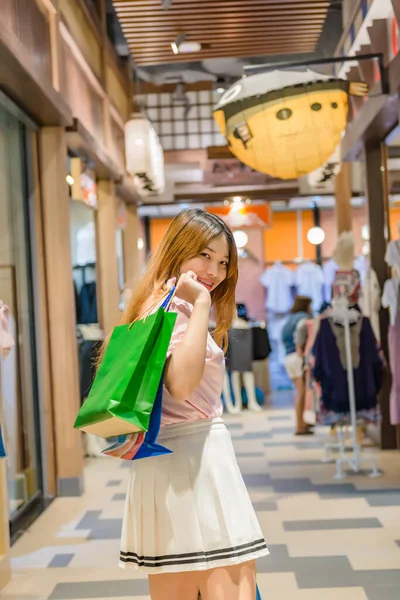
198, 278, 213, 291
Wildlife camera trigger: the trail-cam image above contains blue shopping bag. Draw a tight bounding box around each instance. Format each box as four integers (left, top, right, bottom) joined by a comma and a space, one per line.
256, 584, 262, 599
0, 425, 5, 458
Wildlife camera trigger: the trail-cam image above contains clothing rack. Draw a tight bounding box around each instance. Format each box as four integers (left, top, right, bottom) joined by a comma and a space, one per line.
321, 296, 381, 480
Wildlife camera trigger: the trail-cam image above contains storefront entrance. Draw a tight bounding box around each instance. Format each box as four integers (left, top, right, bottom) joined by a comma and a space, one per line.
0, 99, 43, 540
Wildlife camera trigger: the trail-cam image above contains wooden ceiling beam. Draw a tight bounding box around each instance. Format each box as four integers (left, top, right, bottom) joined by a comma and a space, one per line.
123, 25, 323, 38
114, 0, 329, 5
118, 16, 326, 26
126, 34, 321, 45
131, 36, 320, 53
116, 9, 328, 19
115, 1, 329, 11
134, 46, 315, 65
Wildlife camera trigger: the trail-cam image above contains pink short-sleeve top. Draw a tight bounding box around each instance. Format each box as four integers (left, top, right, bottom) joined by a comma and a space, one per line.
161, 297, 225, 426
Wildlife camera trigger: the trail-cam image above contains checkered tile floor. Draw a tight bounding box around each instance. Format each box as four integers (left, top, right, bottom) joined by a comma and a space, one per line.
3, 392, 400, 599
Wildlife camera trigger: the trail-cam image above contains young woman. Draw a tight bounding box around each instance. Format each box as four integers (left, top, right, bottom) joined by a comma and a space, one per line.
117, 209, 269, 600
282, 295, 314, 435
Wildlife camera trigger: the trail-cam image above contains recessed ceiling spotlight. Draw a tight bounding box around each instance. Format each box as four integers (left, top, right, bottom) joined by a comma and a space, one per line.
217, 87, 225, 94
178, 40, 202, 53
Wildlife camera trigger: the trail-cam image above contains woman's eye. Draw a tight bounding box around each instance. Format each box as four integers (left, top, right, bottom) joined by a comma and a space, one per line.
201, 253, 210, 259
220, 261, 228, 267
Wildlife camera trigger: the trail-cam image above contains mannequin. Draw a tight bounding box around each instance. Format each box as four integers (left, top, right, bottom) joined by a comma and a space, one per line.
224, 316, 262, 413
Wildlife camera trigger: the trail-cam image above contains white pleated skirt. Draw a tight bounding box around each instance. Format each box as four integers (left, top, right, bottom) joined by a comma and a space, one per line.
119, 417, 269, 574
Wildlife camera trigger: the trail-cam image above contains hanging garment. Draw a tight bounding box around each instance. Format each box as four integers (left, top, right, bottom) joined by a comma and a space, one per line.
0, 301, 15, 358
360, 267, 381, 342
260, 262, 293, 313
382, 277, 400, 326
79, 282, 98, 324
227, 328, 253, 373
322, 259, 338, 303
385, 239, 400, 273
388, 306, 400, 425
354, 255, 369, 286
294, 261, 324, 313
312, 316, 383, 414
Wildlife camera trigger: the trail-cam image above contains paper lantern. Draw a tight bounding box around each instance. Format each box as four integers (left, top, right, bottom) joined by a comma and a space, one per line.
125, 113, 165, 196
213, 70, 367, 180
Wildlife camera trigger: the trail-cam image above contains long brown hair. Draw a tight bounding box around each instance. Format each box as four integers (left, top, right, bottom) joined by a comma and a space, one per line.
290, 295, 312, 314
122, 209, 238, 350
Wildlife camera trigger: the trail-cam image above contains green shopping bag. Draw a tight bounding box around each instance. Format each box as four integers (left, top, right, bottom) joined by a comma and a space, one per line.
74, 298, 177, 438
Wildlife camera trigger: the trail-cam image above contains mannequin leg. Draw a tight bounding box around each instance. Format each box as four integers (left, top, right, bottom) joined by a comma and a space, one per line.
223, 372, 240, 414
231, 371, 243, 413
243, 371, 262, 412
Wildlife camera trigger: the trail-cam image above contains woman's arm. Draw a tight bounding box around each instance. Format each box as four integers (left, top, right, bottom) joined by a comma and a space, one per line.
164, 271, 212, 401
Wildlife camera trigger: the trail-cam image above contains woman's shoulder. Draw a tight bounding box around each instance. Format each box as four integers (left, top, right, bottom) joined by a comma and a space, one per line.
170, 297, 193, 319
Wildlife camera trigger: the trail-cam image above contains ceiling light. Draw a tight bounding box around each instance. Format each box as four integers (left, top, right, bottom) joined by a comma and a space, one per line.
224, 200, 230, 206
217, 87, 225, 94
171, 41, 179, 55
232, 196, 242, 203
307, 226, 325, 245
138, 237, 144, 251
66, 175, 74, 185
233, 230, 248, 249
245, 198, 251, 205
178, 41, 201, 53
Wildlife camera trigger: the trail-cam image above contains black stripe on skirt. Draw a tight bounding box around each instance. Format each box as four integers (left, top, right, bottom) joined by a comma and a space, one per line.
120, 538, 267, 568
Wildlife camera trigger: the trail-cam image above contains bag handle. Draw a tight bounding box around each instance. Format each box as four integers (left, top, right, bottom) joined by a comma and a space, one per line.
129, 286, 177, 330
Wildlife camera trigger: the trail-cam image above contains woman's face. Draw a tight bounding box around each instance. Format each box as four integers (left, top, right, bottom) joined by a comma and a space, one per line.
179, 234, 230, 293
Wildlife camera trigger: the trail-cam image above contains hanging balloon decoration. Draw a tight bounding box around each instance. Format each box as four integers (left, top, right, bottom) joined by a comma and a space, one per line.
213, 70, 368, 180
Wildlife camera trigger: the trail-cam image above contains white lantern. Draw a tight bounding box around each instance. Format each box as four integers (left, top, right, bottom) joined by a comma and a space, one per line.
307, 226, 325, 245
125, 113, 165, 196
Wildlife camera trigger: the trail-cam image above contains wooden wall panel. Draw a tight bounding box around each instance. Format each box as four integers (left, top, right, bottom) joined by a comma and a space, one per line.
59, 0, 103, 78
107, 61, 129, 122
61, 41, 104, 144
2, 0, 52, 84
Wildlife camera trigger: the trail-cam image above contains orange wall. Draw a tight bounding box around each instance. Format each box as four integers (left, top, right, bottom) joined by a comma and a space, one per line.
148, 206, 400, 263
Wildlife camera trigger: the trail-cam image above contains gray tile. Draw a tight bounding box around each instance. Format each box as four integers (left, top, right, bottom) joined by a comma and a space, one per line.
106, 480, 122, 487
226, 423, 243, 430
112, 493, 126, 501
263, 440, 323, 449
57, 477, 83, 497
48, 554, 74, 568
49, 579, 149, 599
268, 460, 323, 467
283, 518, 383, 532
233, 431, 273, 440
236, 452, 264, 458
267, 415, 292, 422
243, 473, 272, 487
76, 510, 122, 540
253, 500, 278, 511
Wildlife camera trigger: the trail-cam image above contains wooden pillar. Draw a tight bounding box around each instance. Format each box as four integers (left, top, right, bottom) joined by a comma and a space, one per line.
123, 204, 140, 288
38, 127, 84, 496
96, 180, 120, 335
364, 141, 397, 450
335, 162, 353, 234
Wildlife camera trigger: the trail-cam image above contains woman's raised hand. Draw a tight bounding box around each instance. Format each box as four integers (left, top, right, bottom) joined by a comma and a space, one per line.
174, 271, 211, 306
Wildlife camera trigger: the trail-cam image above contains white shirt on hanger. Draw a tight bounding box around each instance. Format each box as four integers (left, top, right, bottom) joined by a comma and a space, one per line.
260, 262, 293, 313
382, 277, 400, 327
294, 261, 324, 313
385, 240, 400, 272
76, 221, 96, 265
322, 258, 338, 303
360, 267, 381, 341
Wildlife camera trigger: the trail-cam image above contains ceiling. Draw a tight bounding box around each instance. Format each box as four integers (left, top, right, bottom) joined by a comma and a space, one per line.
111, 0, 339, 74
